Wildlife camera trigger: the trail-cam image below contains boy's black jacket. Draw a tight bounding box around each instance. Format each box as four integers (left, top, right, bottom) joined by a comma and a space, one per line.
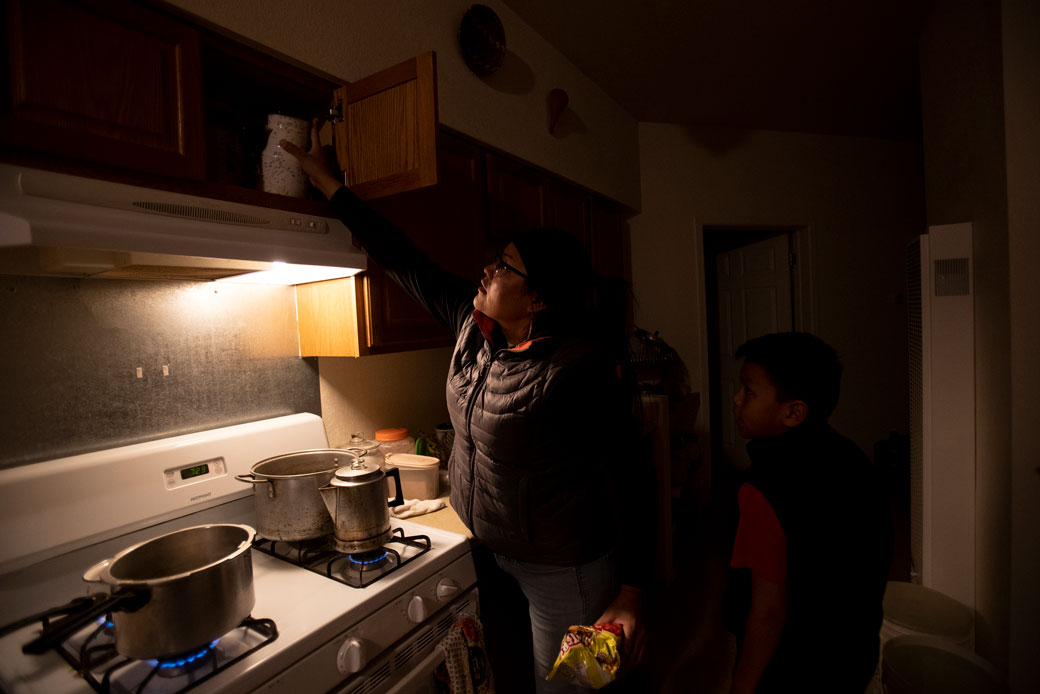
724, 422, 893, 693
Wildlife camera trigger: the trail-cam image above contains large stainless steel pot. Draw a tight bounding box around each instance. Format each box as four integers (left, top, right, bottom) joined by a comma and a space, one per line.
320, 458, 404, 553
237, 449, 358, 541
22, 524, 255, 659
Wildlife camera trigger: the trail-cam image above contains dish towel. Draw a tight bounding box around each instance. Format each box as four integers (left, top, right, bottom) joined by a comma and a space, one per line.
391, 498, 446, 518
436, 613, 495, 694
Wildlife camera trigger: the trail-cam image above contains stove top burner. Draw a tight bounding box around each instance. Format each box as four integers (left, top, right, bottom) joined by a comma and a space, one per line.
53, 615, 277, 694
347, 549, 390, 569
252, 527, 432, 588
150, 640, 219, 676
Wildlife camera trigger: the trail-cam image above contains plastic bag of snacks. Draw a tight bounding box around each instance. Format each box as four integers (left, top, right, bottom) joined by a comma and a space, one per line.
545, 622, 624, 689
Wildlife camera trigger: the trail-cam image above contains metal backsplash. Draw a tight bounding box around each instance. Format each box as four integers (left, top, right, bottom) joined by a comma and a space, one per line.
0, 275, 319, 468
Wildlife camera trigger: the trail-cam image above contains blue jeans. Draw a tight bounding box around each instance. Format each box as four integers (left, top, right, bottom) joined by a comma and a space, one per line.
494, 551, 619, 694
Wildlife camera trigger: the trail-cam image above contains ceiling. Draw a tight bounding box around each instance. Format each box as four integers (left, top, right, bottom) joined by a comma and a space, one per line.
501, 0, 934, 140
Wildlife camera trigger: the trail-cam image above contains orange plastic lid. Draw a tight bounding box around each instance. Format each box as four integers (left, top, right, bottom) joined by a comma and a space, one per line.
375, 427, 409, 442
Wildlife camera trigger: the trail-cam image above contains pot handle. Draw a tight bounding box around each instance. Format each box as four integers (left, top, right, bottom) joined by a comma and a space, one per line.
385, 466, 405, 508
82, 558, 111, 584
236, 473, 275, 499
0, 594, 105, 640
235, 473, 268, 484
21, 588, 149, 655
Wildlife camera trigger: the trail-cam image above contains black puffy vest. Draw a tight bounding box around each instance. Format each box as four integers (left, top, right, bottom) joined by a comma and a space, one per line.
724, 423, 893, 692
446, 314, 629, 566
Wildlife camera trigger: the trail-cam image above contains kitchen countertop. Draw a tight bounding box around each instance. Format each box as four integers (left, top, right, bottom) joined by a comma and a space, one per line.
399, 494, 472, 539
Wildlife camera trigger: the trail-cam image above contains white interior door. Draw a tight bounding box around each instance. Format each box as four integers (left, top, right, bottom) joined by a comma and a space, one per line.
714, 233, 794, 470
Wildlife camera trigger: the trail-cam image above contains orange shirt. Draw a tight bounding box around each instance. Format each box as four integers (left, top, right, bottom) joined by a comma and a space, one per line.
730, 482, 788, 584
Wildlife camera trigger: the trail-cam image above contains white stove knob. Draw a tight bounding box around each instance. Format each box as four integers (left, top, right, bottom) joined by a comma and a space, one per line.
436, 577, 461, 602
407, 594, 429, 623
336, 637, 366, 675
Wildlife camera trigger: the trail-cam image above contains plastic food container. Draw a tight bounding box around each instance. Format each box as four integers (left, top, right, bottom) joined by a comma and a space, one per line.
384, 453, 440, 500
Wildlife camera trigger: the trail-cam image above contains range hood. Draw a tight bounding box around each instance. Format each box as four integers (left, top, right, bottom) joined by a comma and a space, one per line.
0, 163, 366, 284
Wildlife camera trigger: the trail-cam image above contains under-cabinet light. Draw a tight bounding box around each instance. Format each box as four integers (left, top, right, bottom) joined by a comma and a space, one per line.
216, 262, 361, 285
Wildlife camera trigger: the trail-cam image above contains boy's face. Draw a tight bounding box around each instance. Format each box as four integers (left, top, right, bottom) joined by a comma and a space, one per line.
732, 360, 804, 439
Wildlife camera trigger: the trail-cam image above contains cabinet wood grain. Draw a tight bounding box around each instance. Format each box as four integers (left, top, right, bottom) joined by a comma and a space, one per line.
1, 0, 205, 179
334, 52, 438, 200
296, 277, 363, 357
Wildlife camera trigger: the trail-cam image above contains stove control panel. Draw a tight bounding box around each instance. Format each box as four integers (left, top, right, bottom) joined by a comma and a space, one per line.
163, 456, 226, 490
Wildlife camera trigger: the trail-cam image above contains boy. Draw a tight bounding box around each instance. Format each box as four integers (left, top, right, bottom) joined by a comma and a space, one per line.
724, 332, 892, 693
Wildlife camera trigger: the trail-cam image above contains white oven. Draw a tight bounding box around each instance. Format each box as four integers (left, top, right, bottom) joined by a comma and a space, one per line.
0, 414, 477, 694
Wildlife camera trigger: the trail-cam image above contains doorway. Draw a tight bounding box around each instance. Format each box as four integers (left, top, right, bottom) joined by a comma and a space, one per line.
704, 227, 806, 522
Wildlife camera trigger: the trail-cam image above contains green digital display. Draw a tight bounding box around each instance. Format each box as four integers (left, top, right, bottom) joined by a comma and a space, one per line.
180, 463, 210, 481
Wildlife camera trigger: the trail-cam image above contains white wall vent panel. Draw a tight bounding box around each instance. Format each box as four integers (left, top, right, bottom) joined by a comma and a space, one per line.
935, 258, 971, 296
907, 222, 975, 617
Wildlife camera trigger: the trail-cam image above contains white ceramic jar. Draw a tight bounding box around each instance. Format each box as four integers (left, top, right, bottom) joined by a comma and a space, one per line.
260, 114, 308, 198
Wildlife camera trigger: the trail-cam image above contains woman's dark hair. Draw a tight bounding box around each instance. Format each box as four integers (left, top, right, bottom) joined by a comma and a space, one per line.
512, 227, 639, 413
510, 228, 595, 321
509, 227, 637, 344
735, 332, 843, 422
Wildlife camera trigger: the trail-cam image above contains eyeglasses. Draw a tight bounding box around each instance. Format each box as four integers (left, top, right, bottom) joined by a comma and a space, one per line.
492, 253, 528, 279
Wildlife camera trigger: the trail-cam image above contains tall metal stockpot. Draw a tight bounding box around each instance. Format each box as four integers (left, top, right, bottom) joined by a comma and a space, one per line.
22, 524, 255, 660
236, 449, 359, 541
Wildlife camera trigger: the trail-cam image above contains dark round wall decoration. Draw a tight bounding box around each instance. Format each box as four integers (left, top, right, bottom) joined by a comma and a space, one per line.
459, 4, 506, 76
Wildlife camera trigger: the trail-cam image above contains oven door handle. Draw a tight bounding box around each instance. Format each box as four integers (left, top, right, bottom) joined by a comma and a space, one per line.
382, 645, 446, 694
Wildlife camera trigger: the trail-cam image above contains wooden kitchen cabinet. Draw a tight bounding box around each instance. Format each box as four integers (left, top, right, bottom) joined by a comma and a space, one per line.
548, 178, 591, 246
0, 0, 439, 214
486, 152, 591, 246
0, 0, 206, 180
485, 152, 549, 247
333, 52, 438, 201
589, 197, 627, 280
298, 130, 488, 357
486, 151, 626, 279
297, 277, 365, 358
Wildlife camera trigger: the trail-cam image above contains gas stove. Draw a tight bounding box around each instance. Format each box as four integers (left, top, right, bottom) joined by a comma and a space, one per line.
0, 414, 477, 694
251, 526, 434, 589
36, 612, 278, 694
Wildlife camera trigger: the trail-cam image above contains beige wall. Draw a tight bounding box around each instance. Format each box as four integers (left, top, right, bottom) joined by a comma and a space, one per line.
317, 347, 453, 447
1003, 0, 1040, 689
630, 124, 923, 459
918, 0, 1013, 676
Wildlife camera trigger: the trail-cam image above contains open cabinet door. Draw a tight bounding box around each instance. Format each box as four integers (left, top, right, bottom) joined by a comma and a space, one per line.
332, 51, 438, 200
